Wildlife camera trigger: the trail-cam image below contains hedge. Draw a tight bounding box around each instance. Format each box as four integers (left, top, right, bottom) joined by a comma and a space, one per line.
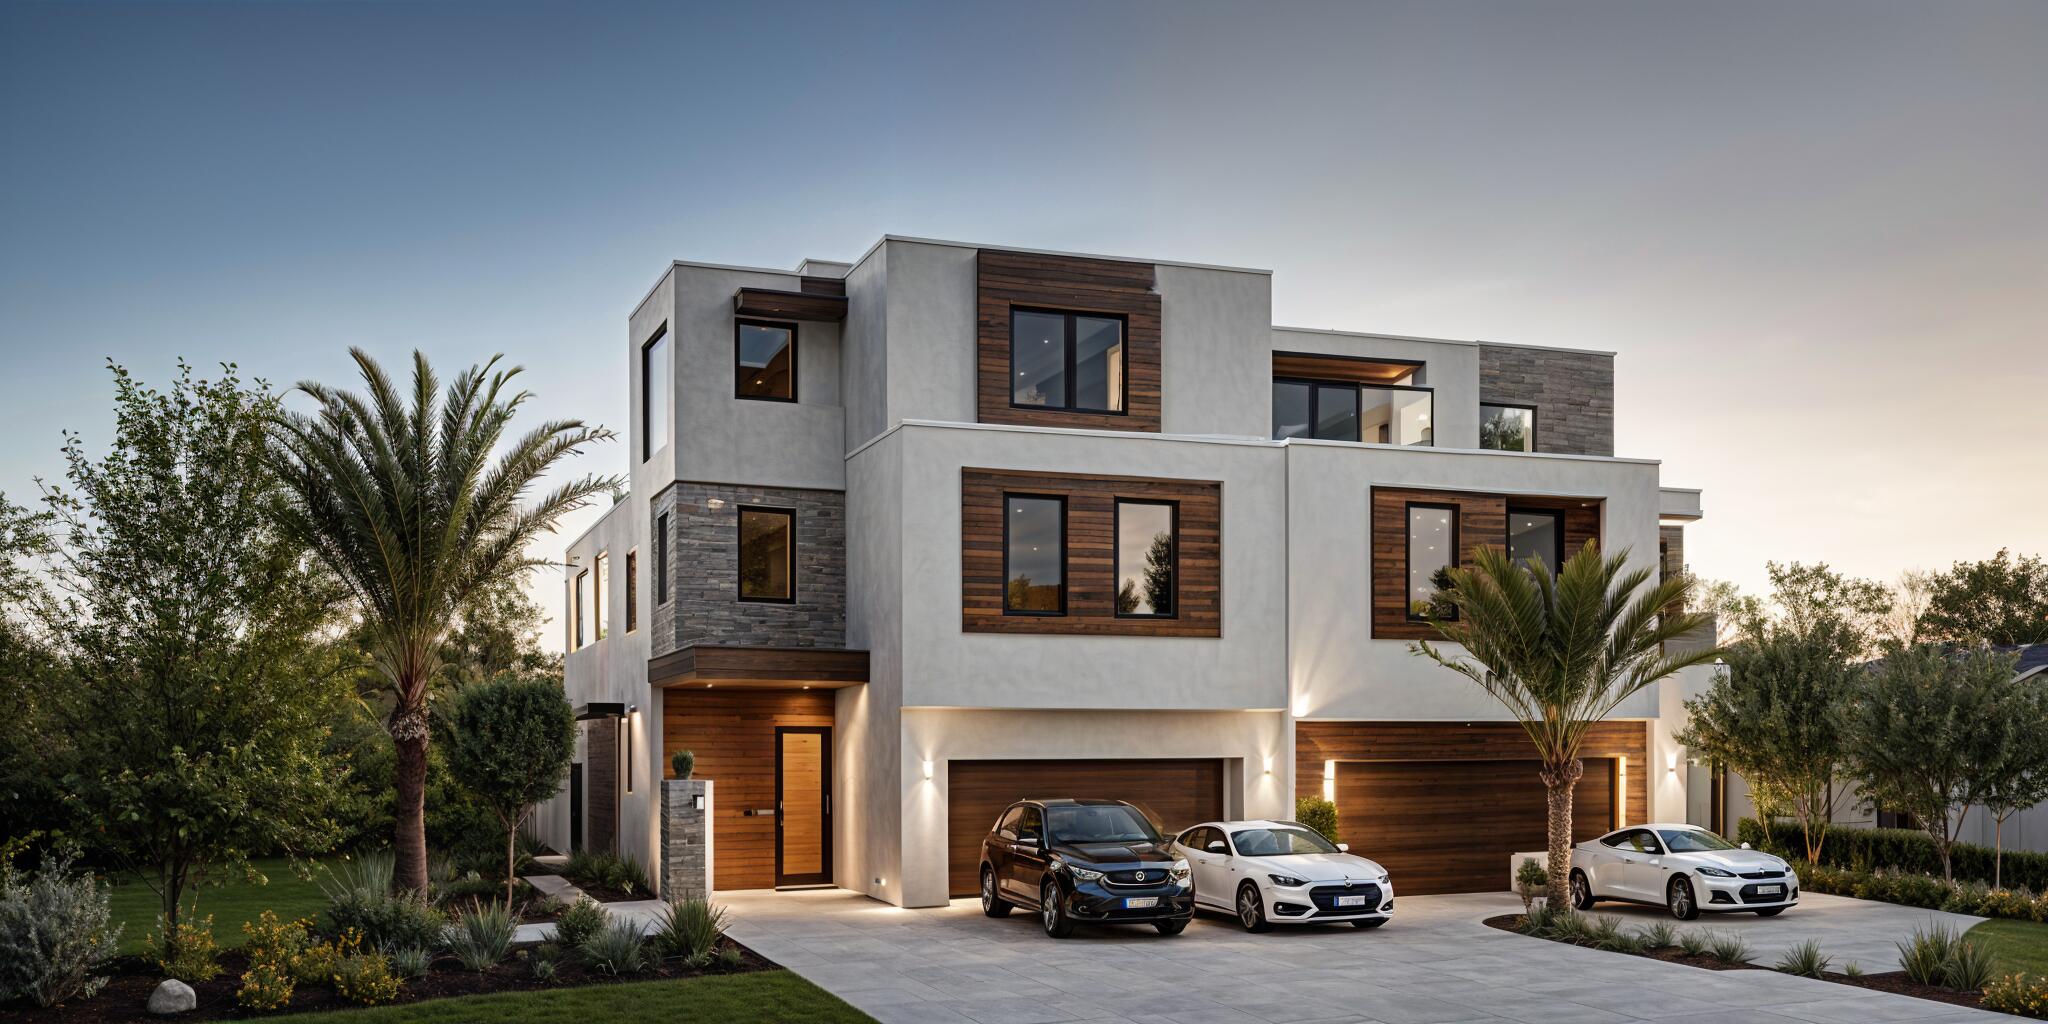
1737, 818, 2048, 893
1794, 862, 2048, 922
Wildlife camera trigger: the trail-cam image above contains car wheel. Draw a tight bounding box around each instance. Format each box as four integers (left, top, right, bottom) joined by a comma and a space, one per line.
1352, 918, 1386, 929
1667, 876, 1700, 921
1754, 906, 1787, 917
1236, 882, 1272, 933
1570, 870, 1596, 910
980, 867, 1012, 917
1153, 917, 1188, 936
1040, 879, 1075, 938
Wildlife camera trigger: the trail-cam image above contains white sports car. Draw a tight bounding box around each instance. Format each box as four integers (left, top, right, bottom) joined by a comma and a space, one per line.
1172, 819, 1394, 932
1571, 823, 1800, 920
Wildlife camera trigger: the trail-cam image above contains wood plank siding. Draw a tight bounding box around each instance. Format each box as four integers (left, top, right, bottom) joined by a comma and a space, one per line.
975, 249, 1162, 432
961, 468, 1222, 636
661, 688, 835, 892
584, 721, 618, 854
649, 645, 869, 688
1271, 351, 1424, 385
1370, 487, 1601, 640
946, 759, 1225, 897
732, 287, 848, 323
1336, 758, 1616, 894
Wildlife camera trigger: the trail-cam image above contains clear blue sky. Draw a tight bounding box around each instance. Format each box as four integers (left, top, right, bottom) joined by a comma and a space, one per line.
5, 0, 2043, 650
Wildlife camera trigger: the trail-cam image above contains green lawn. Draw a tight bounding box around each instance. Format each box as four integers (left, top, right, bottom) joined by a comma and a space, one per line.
105, 856, 340, 955
290, 972, 872, 1023
1969, 918, 2048, 977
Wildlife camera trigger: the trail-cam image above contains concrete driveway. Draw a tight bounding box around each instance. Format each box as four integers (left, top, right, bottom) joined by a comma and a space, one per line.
1577, 891, 1985, 974
722, 889, 2006, 1024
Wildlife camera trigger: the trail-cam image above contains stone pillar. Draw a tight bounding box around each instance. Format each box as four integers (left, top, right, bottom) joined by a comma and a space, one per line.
660, 779, 714, 902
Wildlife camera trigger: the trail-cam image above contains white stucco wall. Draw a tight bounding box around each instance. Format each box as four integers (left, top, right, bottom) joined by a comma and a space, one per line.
1156, 264, 1273, 438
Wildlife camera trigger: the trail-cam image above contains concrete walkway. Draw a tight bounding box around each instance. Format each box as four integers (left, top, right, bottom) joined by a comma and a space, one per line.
721, 888, 2008, 1024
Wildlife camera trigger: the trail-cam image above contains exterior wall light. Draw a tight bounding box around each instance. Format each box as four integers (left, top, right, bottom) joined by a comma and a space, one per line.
922, 759, 934, 780
1322, 759, 1336, 802
1262, 756, 1273, 775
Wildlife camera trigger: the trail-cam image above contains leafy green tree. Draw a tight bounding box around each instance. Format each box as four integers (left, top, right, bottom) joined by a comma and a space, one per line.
1414, 541, 1718, 906
1841, 645, 2019, 881
1979, 671, 2048, 888
1918, 549, 2048, 646
0, 496, 67, 851
34, 362, 349, 942
443, 675, 576, 902
268, 350, 615, 894
1677, 630, 1854, 863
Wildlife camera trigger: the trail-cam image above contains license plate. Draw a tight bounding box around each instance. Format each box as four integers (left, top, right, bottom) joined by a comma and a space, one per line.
1336, 894, 1368, 907
1124, 897, 1159, 909
1756, 884, 1782, 895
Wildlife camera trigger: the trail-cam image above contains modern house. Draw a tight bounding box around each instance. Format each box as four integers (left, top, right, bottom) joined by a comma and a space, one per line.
537, 236, 1717, 906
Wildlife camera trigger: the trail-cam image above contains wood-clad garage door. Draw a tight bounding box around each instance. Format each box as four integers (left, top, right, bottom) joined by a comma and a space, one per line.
947, 759, 1225, 897
1335, 759, 1615, 895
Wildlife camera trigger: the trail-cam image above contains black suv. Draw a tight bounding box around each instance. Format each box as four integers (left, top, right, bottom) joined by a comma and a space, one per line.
977, 798, 1193, 937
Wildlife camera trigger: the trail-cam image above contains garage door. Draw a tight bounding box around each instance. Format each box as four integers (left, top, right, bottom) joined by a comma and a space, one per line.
947, 759, 1225, 897
1334, 759, 1615, 896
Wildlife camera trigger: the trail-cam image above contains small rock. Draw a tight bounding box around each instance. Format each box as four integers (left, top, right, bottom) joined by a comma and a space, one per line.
147, 978, 196, 1015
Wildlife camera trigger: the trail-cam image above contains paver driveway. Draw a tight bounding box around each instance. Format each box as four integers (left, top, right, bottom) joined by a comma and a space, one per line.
722, 889, 2006, 1024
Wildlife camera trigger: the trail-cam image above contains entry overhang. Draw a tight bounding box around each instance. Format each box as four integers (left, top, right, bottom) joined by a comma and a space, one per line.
649, 644, 869, 689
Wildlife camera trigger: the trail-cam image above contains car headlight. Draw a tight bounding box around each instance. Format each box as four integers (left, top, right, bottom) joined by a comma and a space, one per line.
1065, 864, 1105, 882
1170, 859, 1190, 882
1695, 866, 1734, 877
1268, 873, 1309, 888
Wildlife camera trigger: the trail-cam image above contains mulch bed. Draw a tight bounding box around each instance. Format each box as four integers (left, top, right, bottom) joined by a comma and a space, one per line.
1482, 914, 1997, 1015
0, 937, 775, 1023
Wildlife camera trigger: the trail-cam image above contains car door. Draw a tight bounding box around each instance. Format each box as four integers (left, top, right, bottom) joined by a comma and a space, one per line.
1622, 830, 1672, 899
1004, 805, 1050, 902
985, 805, 1021, 896
1587, 831, 1634, 898
1605, 829, 1657, 900
1180, 827, 1230, 908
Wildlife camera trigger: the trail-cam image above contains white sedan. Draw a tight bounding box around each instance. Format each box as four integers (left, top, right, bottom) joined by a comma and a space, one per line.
1570, 823, 1800, 920
1172, 819, 1394, 932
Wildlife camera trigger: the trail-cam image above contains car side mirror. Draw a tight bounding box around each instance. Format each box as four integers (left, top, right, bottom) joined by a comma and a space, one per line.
1019, 832, 1041, 847
1337, 843, 1349, 853
1739, 842, 1752, 850
1205, 840, 1227, 853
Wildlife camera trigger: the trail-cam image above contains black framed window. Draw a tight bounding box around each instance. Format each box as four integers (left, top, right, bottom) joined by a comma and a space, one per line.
593, 552, 608, 640
654, 512, 670, 605
738, 506, 797, 603
641, 324, 670, 461
1003, 494, 1066, 614
573, 568, 590, 647
624, 550, 639, 632
1480, 403, 1537, 452
1114, 499, 1177, 618
1274, 379, 1432, 445
1507, 508, 1565, 576
1010, 309, 1126, 413
736, 319, 797, 401
1405, 502, 1458, 621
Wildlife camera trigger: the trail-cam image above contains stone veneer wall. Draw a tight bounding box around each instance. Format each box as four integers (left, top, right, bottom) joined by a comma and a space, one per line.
1478, 344, 1614, 457
649, 482, 846, 658
659, 779, 713, 902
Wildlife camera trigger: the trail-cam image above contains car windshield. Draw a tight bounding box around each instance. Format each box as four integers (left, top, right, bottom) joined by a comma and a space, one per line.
1046, 804, 1161, 844
1660, 828, 1739, 853
1230, 827, 1339, 856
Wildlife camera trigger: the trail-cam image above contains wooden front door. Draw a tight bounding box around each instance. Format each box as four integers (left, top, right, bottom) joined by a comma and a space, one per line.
775, 727, 831, 887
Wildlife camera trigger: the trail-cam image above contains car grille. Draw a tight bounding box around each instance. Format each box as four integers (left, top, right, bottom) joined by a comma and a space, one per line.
1308, 882, 1384, 912
1103, 868, 1176, 886
1739, 870, 1786, 879
1739, 882, 1792, 904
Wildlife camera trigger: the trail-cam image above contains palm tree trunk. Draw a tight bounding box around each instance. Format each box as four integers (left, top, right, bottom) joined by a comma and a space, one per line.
1540, 759, 1582, 907
392, 700, 431, 895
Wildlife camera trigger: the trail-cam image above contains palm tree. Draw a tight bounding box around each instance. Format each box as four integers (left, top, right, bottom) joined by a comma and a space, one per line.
1414, 540, 1719, 908
269, 349, 617, 893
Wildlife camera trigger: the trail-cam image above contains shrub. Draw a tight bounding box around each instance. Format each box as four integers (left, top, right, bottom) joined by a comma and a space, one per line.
390, 945, 431, 980
1982, 888, 2037, 919
1891, 873, 1951, 910
1843, 961, 1864, 979
562, 850, 650, 896
1678, 929, 1712, 958
1707, 931, 1754, 966
149, 912, 222, 983
717, 945, 745, 971
526, 942, 563, 983
1738, 818, 2048, 893
653, 898, 729, 962
325, 881, 447, 953
449, 901, 516, 971
672, 749, 695, 780
292, 938, 344, 986
1946, 937, 1997, 991
236, 959, 295, 1011
579, 920, 651, 976
1774, 939, 1832, 978
1636, 921, 1678, 950
0, 847, 124, 1008
1515, 858, 1548, 913
1944, 880, 1990, 915
332, 950, 402, 1005
1294, 795, 1339, 844
1897, 924, 1961, 986
1983, 972, 2048, 1018
555, 898, 607, 949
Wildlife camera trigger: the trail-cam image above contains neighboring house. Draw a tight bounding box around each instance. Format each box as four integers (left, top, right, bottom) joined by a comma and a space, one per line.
536, 236, 1716, 906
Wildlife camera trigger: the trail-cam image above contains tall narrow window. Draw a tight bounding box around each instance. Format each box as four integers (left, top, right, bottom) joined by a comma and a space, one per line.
1405, 503, 1457, 621
654, 513, 670, 605
593, 552, 609, 640
624, 550, 638, 632
1004, 495, 1066, 614
1480, 403, 1536, 452
737, 506, 796, 602
1507, 509, 1564, 575
642, 325, 670, 461
1010, 310, 1125, 413
1114, 500, 1177, 618
736, 320, 797, 401
574, 568, 591, 647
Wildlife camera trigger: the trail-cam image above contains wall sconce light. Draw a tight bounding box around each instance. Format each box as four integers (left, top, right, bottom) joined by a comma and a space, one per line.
706, 498, 727, 510
1291, 697, 1310, 718
1262, 756, 1273, 775
921, 759, 934, 780
1322, 759, 1336, 802
1616, 756, 1629, 826
1666, 753, 1678, 775
692, 793, 705, 811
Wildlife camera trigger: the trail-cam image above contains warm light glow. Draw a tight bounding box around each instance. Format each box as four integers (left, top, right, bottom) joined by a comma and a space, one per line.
922, 759, 934, 780
1262, 755, 1273, 775
1616, 756, 1629, 827
1667, 753, 1678, 774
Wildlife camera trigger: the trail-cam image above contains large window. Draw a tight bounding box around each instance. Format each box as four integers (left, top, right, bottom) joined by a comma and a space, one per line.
593, 552, 609, 640
1481, 403, 1536, 452
1507, 508, 1564, 575
1273, 379, 1432, 445
1114, 500, 1176, 618
573, 568, 591, 647
1405, 503, 1457, 620
1010, 309, 1125, 413
1004, 494, 1066, 614
737, 506, 796, 603
654, 512, 670, 605
736, 320, 797, 401
624, 550, 639, 633
641, 324, 670, 461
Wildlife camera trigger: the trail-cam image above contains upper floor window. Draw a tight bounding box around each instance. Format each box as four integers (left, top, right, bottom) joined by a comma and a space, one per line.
1406, 503, 1457, 621
1004, 494, 1066, 614
624, 549, 639, 632
593, 552, 609, 640
1011, 309, 1125, 413
573, 567, 592, 647
654, 512, 671, 605
737, 506, 796, 603
1114, 499, 1176, 618
1507, 508, 1563, 575
1273, 379, 1432, 445
1481, 403, 1536, 452
736, 320, 797, 401
642, 325, 670, 461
